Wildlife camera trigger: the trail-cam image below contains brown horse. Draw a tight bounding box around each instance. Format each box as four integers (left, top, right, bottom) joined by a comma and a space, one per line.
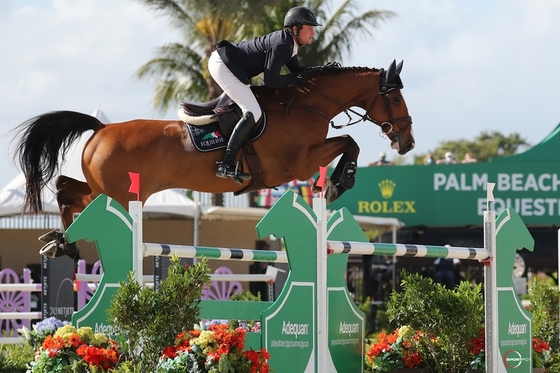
13, 60, 414, 257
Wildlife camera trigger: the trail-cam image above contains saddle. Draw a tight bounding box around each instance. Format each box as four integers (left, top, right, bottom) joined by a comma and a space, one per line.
181, 92, 236, 117
179, 93, 269, 196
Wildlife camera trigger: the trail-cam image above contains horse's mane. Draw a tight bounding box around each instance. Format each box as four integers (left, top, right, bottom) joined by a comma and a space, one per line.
251, 62, 381, 98
307, 62, 380, 78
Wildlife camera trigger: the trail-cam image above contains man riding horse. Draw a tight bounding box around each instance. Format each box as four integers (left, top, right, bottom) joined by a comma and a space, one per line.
209, 6, 321, 183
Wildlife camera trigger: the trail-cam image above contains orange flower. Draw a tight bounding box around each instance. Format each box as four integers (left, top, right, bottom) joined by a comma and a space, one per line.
105, 348, 118, 363
68, 333, 82, 347
385, 330, 397, 344
76, 344, 88, 356
189, 330, 201, 338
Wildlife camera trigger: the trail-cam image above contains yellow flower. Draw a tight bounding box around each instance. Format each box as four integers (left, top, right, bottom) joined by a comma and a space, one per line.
54, 325, 78, 340
90, 333, 108, 346
191, 330, 217, 354
76, 327, 95, 344
398, 326, 414, 339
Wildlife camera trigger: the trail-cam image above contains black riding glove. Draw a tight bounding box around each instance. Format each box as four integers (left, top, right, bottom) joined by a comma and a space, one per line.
295, 69, 307, 85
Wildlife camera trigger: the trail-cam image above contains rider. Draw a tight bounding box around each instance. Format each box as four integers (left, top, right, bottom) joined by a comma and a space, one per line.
208, 6, 321, 183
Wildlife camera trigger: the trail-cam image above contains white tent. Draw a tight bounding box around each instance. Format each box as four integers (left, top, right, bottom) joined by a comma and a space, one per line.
0, 110, 195, 219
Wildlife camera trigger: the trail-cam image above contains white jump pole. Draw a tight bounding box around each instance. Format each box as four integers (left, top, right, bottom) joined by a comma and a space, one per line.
130, 201, 143, 284
314, 197, 328, 371
484, 183, 497, 373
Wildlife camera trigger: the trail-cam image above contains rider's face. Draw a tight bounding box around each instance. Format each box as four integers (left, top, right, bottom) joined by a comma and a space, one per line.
295, 25, 315, 45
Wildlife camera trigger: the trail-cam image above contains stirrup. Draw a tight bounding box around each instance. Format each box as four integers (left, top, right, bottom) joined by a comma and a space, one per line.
216, 162, 252, 184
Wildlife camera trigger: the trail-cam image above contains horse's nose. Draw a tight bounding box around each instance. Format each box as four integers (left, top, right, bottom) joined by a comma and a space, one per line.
398, 141, 415, 155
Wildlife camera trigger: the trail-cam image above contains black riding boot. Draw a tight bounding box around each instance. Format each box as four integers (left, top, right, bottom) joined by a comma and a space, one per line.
216, 112, 256, 183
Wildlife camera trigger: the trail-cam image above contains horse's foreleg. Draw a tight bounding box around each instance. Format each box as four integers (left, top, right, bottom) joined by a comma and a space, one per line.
301, 135, 360, 203
330, 153, 357, 189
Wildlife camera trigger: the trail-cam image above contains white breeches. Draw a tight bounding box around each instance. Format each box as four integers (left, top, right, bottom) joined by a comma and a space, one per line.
208, 51, 262, 121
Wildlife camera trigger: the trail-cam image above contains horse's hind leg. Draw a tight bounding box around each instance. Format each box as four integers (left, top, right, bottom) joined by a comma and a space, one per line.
55, 175, 92, 196
39, 176, 92, 259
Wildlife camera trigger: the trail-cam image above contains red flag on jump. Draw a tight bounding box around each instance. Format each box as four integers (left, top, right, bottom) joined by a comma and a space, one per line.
317, 166, 328, 189
128, 172, 140, 201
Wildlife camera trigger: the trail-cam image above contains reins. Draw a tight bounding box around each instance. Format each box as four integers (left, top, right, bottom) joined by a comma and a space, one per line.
288, 78, 413, 140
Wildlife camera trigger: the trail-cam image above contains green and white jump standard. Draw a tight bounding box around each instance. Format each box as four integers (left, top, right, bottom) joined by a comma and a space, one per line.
66, 190, 534, 373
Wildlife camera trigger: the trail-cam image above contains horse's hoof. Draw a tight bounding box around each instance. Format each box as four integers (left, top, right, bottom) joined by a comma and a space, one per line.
323, 179, 339, 204
324, 187, 339, 204
312, 177, 332, 194
39, 240, 58, 258
38, 229, 60, 243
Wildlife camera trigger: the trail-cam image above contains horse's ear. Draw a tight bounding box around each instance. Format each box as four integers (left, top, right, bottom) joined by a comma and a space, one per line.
387, 59, 397, 81
396, 60, 404, 75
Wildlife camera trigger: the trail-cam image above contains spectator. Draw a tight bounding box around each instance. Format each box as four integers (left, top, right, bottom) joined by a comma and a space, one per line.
462, 152, 477, 163
437, 152, 457, 164
368, 151, 393, 166
423, 153, 435, 165
434, 257, 456, 289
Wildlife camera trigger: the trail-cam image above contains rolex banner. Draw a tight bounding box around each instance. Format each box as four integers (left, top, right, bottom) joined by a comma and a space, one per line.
329, 160, 560, 227
329, 124, 560, 227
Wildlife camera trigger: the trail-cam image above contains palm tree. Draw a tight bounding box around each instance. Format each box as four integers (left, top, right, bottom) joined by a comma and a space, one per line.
135, 0, 394, 112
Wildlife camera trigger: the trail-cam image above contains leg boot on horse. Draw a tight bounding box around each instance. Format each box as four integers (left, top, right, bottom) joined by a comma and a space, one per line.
38, 229, 78, 259
216, 111, 256, 184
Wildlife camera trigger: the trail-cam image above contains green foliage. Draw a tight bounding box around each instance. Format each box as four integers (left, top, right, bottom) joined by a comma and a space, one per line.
386, 270, 484, 373
358, 297, 390, 337
363, 229, 382, 242
530, 280, 560, 372
413, 130, 531, 164
546, 352, 560, 373
229, 289, 261, 301
108, 255, 211, 372
0, 343, 34, 373
375, 308, 390, 334
110, 360, 145, 373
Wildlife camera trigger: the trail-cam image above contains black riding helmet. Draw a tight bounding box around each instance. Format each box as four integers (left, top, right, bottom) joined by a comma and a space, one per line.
284, 6, 322, 28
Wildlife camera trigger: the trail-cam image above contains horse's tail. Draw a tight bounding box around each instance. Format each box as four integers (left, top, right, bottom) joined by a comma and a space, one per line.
13, 111, 104, 213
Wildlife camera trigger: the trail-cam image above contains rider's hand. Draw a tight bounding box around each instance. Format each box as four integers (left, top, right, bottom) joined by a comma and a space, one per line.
295, 69, 307, 85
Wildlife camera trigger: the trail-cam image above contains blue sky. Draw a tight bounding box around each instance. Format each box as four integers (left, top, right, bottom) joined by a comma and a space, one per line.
1, 0, 559, 190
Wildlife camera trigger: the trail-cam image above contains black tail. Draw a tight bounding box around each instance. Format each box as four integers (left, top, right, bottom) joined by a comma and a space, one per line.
13, 111, 104, 213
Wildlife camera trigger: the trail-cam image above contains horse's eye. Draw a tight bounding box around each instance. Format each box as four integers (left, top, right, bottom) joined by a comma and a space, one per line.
392, 96, 401, 103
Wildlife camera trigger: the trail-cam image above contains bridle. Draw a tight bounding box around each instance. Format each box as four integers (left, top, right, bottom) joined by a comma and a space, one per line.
284, 78, 413, 144
330, 86, 412, 137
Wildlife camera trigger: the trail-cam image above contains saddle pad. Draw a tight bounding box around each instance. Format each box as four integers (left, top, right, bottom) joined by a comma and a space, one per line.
185, 113, 266, 152
186, 121, 226, 152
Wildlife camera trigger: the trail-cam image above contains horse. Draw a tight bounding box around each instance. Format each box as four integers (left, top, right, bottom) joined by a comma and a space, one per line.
13, 60, 414, 258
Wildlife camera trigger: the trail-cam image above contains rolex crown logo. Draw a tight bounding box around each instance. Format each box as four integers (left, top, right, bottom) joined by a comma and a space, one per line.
378, 179, 396, 199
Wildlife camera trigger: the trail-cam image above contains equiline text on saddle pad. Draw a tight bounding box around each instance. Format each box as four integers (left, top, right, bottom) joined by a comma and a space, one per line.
183, 111, 266, 152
